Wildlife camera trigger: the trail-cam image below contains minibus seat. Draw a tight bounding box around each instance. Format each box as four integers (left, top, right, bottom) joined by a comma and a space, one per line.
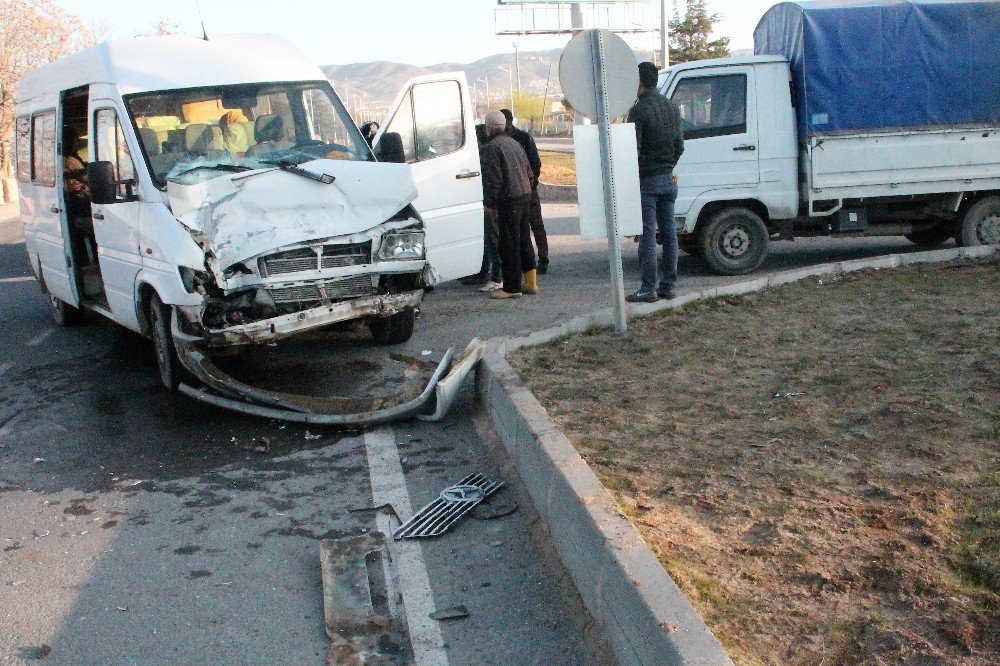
184, 124, 226, 155
138, 128, 161, 156
165, 128, 186, 153
239, 121, 257, 148
220, 123, 250, 154
246, 115, 292, 157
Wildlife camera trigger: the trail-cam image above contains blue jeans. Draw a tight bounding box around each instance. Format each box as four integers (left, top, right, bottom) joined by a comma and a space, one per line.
638, 173, 679, 293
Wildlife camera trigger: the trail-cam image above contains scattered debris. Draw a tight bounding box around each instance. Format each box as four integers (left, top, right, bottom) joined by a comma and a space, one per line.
116, 606, 128, 612
33, 457, 45, 464
393, 474, 503, 540
244, 437, 270, 454
421, 350, 433, 356
773, 391, 805, 398
304, 431, 322, 440
320, 533, 411, 664
32, 530, 49, 538
430, 604, 469, 621
470, 502, 518, 521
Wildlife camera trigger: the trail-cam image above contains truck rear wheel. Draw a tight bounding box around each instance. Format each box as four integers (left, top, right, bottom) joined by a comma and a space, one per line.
905, 224, 953, 248
148, 293, 182, 391
368, 307, 415, 345
699, 207, 769, 275
957, 196, 1000, 247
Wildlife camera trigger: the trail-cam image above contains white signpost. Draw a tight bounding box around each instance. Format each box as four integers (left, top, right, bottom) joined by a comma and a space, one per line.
560, 29, 639, 333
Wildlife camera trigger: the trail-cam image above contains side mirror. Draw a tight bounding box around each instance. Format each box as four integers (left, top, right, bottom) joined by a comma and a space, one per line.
377, 132, 407, 164
87, 161, 117, 205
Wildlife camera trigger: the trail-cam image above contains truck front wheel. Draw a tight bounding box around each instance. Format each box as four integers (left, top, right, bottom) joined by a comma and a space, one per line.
699, 208, 769, 275
957, 196, 1000, 247
368, 307, 415, 345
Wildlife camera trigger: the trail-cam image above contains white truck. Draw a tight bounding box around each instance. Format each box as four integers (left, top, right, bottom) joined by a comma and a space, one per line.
660, 0, 1000, 275
15, 34, 484, 422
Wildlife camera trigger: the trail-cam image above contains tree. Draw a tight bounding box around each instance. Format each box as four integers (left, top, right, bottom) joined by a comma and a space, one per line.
669, 0, 730, 65
0, 0, 98, 175
135, 18, 179, 37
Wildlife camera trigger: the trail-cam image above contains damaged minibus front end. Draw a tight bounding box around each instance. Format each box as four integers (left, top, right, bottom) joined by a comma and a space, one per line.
160, 158, 470, 424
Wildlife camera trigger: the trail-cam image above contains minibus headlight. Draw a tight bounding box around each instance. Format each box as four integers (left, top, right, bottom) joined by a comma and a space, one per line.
179, 266, 211, 294
379, 231, 425, 261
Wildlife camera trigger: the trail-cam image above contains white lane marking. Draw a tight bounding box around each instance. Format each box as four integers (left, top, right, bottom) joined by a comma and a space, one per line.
0, 276, 34, 283
27, 328, 54, 347
364, 428, 449, 666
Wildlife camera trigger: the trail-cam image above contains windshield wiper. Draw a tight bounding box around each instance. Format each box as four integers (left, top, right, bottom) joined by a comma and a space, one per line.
261, 158, 336, 185
168, 163, 255, 179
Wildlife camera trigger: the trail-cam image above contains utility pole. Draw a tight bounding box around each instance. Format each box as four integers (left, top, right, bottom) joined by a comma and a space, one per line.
478, 76, 490, 110
660, 0, 670, 67
513, 40, 522, 98
499, 64, 515, 117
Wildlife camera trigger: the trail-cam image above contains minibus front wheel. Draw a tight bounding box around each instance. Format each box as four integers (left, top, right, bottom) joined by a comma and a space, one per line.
47, 294, 82, 327
148, 292, 184, 391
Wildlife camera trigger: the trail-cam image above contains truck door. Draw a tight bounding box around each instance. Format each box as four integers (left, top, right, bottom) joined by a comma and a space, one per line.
90, 103, 144, 328
667, 66, 760, 200
373, 73, 484, 283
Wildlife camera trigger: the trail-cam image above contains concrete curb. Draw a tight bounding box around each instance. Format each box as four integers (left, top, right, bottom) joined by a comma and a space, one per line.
476, 244, 997, 666
538, 181, 577, 203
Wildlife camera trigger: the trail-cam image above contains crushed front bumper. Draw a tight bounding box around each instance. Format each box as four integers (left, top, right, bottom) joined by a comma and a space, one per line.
171, 310, 482, 425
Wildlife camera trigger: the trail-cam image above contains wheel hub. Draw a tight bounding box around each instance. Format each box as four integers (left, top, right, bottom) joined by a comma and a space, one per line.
720, 226, 751, 258
978, 212, 1000, 245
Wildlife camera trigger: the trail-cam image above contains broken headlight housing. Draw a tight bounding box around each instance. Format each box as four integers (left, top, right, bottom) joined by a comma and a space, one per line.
378, 231, 425, 261
179, 266, 211, 294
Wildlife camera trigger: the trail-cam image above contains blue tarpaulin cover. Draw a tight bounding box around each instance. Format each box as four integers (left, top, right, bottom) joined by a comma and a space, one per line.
754, 0, 1000, 140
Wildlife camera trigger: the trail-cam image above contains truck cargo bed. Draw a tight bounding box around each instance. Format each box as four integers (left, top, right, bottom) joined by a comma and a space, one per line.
808, 127, 1000, 202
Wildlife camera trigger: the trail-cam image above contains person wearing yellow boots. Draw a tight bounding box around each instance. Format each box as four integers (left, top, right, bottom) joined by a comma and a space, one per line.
480, 110, 538, 299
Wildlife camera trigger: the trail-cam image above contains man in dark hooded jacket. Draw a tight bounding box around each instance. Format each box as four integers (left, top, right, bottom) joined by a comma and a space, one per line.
500, 108, 549, 274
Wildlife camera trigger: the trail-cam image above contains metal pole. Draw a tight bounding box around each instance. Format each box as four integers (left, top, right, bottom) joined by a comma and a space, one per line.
589, 30, 628, 333
514, 41, 521, 98
661, 0, 670, 67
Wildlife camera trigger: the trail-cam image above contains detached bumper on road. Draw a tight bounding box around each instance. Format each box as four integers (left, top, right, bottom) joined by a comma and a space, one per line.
171, 311, 481, 425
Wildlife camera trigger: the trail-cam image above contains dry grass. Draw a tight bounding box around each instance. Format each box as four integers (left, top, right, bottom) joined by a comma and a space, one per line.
539, 151, 576, 186
511, 258, 1000, 665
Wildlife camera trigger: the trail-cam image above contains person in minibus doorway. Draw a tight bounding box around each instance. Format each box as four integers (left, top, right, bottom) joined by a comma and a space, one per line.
500, 108, 548, 274
480, 110, 537, 299
625, 61, 684, 303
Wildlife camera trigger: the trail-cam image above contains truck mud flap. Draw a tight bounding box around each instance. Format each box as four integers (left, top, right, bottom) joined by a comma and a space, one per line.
171, 314, 480, 425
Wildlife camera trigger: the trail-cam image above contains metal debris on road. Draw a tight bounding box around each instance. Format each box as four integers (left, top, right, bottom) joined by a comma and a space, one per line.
304, 431, 322, 440
773, 391, 805, 398
429, 604, 469, 621
32, 457, 45, 464
393, 474, 503, 540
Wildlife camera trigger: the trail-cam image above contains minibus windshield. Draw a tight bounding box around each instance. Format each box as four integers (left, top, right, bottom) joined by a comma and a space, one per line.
124, 81, 372, 188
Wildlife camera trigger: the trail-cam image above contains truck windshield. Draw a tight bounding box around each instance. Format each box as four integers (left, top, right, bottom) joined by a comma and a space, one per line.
124, 81, 372, 188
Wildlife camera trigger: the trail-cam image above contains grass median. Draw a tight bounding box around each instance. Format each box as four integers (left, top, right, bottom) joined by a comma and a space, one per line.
511, 257, 999, 665
539, 151, 576, 186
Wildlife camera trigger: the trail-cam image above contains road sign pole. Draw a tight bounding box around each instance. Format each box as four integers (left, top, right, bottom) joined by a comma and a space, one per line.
589, 30, 628, 333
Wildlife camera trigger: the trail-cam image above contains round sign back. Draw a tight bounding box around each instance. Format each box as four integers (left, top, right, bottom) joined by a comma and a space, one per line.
559, 29, 640, 121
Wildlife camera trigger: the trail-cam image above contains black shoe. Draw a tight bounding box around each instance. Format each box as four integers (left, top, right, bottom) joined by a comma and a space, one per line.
657, 286, 676, 299
537, 259, 549, 275
625, 290, 658, 303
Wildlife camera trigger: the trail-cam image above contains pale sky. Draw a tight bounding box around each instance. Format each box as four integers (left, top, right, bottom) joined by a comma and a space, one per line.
61, 0, 779, 66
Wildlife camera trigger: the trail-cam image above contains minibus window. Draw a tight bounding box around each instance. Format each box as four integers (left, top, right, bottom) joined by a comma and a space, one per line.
94, 108, 137, 200
384, 81, 464, 164
15, 116, 30, 183
31, 111, 56, 186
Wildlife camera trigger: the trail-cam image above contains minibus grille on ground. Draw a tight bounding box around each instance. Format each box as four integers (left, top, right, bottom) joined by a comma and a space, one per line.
259, 241, 372, 277
267, 274, 375, 303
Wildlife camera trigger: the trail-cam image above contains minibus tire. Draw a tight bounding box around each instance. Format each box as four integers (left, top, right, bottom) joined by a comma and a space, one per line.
957, 196, 1000, 247
368, 307, 415, 345
47, 294, 82, 327
148, 293, 182, 391
699, 207, 769, 275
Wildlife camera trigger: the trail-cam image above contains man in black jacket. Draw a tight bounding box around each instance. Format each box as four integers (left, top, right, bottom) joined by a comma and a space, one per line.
500, 108, 549, 274
481, 110, 538, 299
624, 61, 685, 303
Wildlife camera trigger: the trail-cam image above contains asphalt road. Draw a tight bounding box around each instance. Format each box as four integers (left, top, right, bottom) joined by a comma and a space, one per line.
0, 201, 931, 665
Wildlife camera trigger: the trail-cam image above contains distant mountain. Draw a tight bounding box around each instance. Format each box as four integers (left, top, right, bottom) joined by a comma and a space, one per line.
323, 47, 653, 121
